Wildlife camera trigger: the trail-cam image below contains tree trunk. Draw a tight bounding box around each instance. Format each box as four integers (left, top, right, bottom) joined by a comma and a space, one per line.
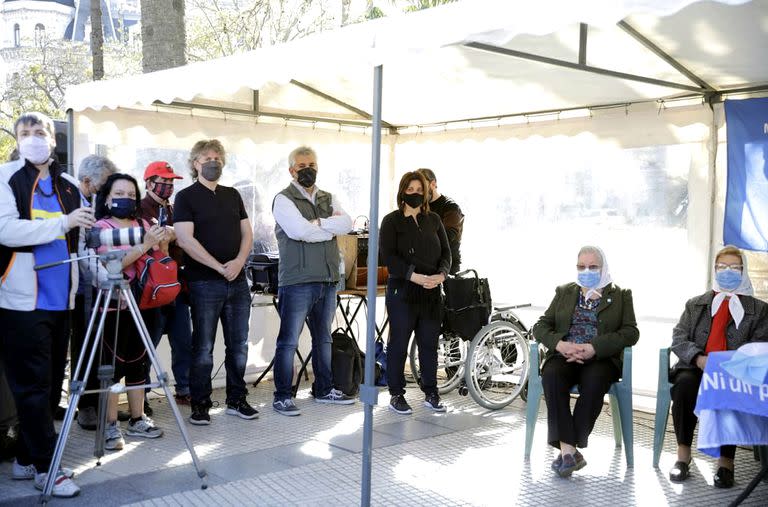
140, 0, 186, 73
91, 0, 104, 80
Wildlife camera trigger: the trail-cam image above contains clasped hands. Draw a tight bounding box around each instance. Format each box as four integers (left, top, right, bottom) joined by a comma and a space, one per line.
219, 257, 245, 282
410, 272, 445, 290
555, 340, 596, 364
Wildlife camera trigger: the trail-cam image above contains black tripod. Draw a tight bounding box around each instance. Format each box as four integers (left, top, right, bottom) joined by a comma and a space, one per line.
38, 250, 207, 503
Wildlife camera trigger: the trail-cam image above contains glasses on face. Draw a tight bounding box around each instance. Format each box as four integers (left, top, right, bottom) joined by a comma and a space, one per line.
576, 264, 601, 272
715, 263, 743, 272
197, 156, 221, 163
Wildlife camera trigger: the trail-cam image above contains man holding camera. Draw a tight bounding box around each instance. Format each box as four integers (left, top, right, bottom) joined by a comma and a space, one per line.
271, 146, 354, 416
0, 112, 94, 498
174, 140, 257, 425
140, 161, 192, 407
65, 155, 117, 430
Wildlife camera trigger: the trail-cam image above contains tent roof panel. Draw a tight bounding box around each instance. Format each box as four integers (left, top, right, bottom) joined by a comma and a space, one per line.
65, 0, 762, 126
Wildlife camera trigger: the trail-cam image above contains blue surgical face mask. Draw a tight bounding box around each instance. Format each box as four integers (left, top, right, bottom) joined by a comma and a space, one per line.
716, 269, 742, 291
577, 270, 601, 289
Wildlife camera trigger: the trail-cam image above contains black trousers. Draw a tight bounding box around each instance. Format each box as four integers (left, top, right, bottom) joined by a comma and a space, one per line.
70, 292, 101, 409
0, 358, 17, 430
0, 308, 69, 470
670, 368, 736, 460
541, 354, 619, 449
385, 284, 441, 397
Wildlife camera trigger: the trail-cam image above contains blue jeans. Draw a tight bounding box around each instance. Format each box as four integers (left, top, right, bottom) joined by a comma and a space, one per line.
146, 295, 193, 396
188, 277, 250, 406
273, 282, 336, 402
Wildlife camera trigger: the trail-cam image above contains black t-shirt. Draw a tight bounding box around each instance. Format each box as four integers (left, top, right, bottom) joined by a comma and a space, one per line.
173, 181, 248, 281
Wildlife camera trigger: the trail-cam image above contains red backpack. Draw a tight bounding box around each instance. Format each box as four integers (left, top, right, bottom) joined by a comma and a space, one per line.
133, 250, 180, 309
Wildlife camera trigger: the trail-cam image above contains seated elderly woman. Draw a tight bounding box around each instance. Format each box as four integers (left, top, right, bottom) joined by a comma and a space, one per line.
669, 245, 768, 488
532, 245, 639, 478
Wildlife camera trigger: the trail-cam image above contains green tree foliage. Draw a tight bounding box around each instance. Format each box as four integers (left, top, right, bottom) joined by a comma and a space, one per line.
186, 0, 339, 61
0, 37, 140, 161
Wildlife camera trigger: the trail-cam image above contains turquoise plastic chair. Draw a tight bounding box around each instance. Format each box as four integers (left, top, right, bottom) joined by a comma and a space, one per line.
652, 347, 673, 468
524, 342, 634, 467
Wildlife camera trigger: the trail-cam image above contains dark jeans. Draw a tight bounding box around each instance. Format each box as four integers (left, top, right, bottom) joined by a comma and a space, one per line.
189, 277, 250, 406
385, 283, 441, 397
146, 296, 192, 396
0, 309, 69, 470
273, 282, 336, 402
671, 368, 736, 460
70, 292, 101, 409
541, 354, 619, 449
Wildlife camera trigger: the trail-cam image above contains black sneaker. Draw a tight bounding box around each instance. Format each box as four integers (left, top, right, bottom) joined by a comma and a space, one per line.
389, 394, 412, 415
189, 405, 211, 426
226, 399, 259, 420
423, 393, 446, 412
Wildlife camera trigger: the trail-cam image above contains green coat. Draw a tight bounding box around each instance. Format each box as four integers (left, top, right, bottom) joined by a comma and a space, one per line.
532, 282, 639, 371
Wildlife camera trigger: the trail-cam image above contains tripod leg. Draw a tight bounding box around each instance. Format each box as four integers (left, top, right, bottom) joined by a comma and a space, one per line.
122, 288, 208, 488
41, 286, 114, 503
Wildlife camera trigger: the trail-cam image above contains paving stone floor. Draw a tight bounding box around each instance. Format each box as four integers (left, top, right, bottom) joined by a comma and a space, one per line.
0, 375, 765, 506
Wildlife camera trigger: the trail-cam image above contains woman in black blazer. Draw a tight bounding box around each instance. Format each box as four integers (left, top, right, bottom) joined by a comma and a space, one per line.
380, 171, 451, 415
532, 246, 639, 478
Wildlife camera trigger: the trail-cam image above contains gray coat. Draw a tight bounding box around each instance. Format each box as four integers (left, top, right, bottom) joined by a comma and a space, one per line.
670, 291, 768, 369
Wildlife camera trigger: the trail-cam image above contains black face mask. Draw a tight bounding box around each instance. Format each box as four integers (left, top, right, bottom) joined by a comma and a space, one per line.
402, 193, 423, 209
201, 161, 222, 182
296, 167, 317, 188
109, 198, 136, 219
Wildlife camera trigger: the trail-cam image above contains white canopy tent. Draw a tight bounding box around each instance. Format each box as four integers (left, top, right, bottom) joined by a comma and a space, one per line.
65, 0, 768, 500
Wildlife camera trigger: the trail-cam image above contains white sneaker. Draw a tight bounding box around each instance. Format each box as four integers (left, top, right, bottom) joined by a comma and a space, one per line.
34, 470, 81, 498
12, 460, 74, 481
126, 415, 163, 439
105, 421, 125, 451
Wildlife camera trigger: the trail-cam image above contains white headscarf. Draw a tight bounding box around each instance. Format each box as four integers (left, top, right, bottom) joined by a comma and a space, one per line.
711, 246, 753, 329
575, 245, 613, 300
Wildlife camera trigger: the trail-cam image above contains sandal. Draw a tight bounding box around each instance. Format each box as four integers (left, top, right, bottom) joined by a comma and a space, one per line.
713, 467, 735, 488
669, 460, 691, 482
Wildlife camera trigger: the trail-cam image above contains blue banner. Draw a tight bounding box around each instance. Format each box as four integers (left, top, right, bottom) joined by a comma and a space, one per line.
724, 97, 768, 251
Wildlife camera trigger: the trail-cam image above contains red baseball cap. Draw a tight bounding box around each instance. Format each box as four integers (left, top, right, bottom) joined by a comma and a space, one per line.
144, 161, 182, 180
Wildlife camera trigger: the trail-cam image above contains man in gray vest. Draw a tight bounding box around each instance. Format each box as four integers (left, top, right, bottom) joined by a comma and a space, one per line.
271, 146, 354, 416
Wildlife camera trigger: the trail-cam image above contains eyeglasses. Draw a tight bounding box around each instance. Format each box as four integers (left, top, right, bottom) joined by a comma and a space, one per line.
576, 264, 601, 272
715, 263, 743, 272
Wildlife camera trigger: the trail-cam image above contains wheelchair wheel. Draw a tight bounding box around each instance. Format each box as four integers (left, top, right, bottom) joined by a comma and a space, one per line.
465, 320, 529, 410
408, 332, 466, 394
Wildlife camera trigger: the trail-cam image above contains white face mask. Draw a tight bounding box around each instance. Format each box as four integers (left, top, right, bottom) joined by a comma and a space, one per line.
18, 136, 52, 165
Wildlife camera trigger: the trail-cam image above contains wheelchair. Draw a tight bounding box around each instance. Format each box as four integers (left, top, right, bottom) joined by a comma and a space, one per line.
408, 269, 531, 410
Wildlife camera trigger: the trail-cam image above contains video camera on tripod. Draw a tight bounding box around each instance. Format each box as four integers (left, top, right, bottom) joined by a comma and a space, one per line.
33, 227, 207, 504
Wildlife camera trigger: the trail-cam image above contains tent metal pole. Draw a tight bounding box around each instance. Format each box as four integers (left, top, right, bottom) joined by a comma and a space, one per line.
578, 23, 587, 65
617, 20, 714, 92
290, 79, 394, 129
360, 64, 383, 507
464, 41, 704, 93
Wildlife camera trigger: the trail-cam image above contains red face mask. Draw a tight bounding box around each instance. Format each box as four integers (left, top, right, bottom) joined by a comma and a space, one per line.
151, 181, 174, 200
